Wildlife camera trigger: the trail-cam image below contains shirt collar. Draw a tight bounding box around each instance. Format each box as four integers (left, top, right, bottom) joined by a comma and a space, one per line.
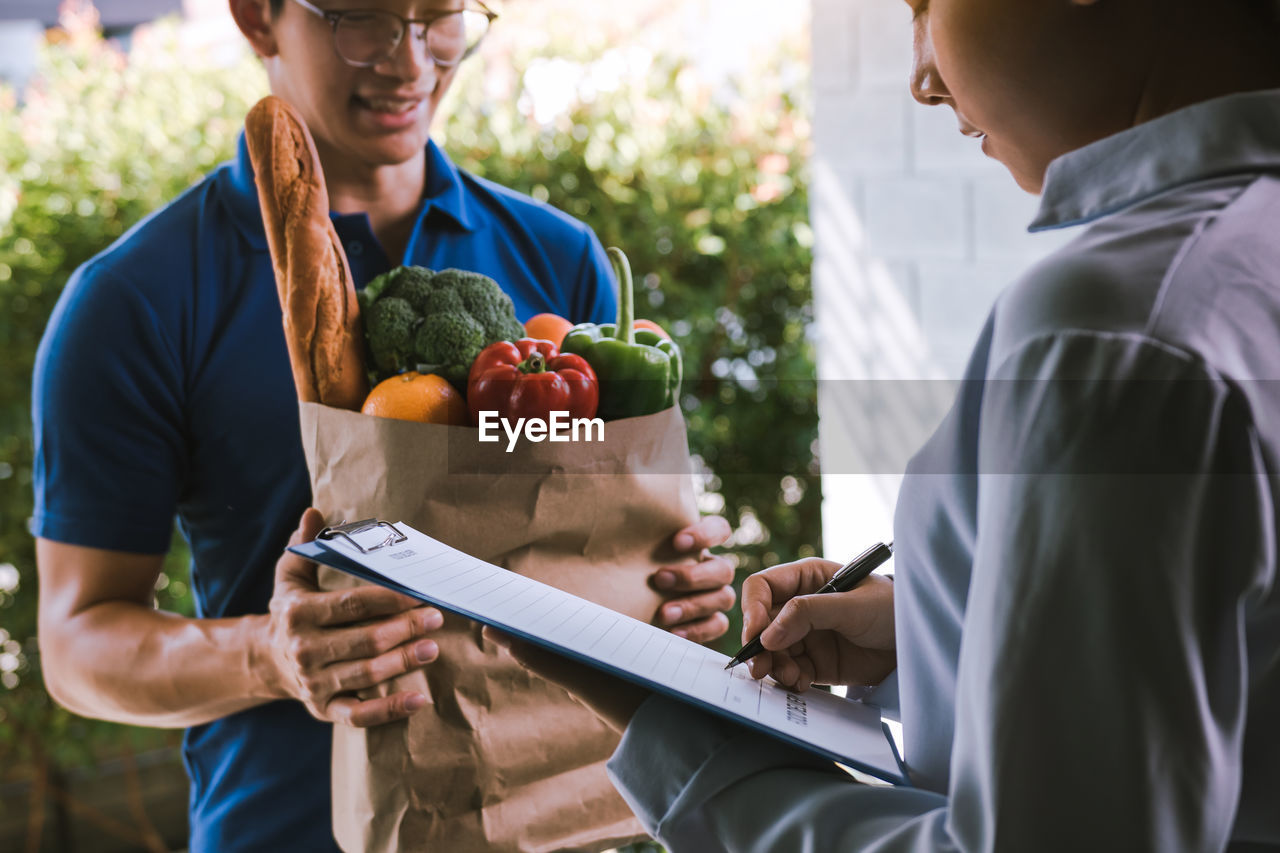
420, 138, 477, 233
223, 132, 477, 250
1030, 88, 1280, 231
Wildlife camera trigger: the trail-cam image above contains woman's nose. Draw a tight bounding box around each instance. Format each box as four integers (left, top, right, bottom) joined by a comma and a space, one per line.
909, 19, 950, 107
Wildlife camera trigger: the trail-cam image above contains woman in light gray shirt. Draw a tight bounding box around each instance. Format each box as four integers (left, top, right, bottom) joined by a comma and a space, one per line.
497, 0, 1280, 849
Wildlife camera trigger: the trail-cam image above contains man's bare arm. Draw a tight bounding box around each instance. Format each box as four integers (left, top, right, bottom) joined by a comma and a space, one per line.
36, 509, 445, 729
37, 538, 278, 727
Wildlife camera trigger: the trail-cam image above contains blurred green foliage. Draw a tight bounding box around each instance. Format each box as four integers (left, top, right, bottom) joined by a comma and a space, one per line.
0, 0, 817, 799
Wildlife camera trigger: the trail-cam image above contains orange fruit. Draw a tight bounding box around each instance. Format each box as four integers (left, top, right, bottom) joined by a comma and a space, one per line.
361, 372, 468, 425
634, 319, 672, 340
524, 313, 575, 346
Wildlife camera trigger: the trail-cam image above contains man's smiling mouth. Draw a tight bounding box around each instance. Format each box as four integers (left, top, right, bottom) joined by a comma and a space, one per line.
354, 95, 424, 114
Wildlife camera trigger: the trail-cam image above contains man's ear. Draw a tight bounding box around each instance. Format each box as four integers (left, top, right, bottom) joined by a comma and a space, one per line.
229, 0, 280, 59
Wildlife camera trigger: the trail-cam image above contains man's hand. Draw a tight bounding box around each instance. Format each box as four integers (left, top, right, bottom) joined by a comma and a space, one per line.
262, 508, 444, 727
741, 558, 896, 693
483, 627, 647, 734
651, 516, 736, 642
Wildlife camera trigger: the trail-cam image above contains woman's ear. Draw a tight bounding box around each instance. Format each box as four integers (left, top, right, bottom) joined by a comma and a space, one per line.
228, 0, 280, 59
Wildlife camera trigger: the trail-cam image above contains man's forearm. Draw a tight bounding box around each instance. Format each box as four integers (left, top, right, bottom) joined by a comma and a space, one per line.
43, 603, 283, 728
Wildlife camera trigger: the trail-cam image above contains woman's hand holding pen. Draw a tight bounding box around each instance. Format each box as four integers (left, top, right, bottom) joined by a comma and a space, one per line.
741, 559, 897, 693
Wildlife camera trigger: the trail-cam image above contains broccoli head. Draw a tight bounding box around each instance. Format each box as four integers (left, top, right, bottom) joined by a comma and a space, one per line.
364, 297, 420, 376
413, 313, 486, 389
363, 266, 405, 304
360, 265, 526, 393
436, 269, 526, 342
420, 287, 466, 318
387, 275, 438, 315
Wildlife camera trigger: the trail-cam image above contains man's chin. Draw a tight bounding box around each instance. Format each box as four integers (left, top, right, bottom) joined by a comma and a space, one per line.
358, 132, 433, 166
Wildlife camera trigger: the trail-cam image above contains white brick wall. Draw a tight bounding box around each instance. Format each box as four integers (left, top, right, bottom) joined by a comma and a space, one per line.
861, 177, 968, 259
811, 0, 1075, 557
0, 21, 41, 91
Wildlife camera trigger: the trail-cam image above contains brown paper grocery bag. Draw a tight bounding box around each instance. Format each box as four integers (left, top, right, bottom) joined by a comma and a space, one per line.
299, 401, 699, 852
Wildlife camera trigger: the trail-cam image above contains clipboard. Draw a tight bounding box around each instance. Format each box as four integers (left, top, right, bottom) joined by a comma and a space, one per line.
291, 518, 910, 786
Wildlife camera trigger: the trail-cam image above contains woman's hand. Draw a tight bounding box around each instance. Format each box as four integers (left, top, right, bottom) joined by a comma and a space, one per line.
741, 558, 897, 692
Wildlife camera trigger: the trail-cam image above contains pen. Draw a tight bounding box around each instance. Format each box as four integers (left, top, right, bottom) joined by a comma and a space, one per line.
723, 541, 894, 671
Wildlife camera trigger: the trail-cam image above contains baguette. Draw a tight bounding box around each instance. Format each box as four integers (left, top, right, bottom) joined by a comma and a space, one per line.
244, 96, 368, 410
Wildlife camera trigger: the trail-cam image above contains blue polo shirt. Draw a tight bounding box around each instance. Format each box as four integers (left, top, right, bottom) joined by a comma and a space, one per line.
32, 133, 617, 852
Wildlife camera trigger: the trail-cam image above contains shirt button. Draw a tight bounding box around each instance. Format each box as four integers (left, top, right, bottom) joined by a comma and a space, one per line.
347, 242, 364, 257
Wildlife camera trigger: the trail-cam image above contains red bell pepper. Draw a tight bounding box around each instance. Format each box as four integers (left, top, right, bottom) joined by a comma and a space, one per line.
467, 338, 599, 425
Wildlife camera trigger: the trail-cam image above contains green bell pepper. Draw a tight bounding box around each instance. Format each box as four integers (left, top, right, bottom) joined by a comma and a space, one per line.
561, 247, 682, 421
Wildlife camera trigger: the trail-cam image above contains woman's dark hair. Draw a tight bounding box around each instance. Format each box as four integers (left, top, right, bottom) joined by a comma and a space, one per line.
269, 0, 284, 14
1249, 0, 1280, 24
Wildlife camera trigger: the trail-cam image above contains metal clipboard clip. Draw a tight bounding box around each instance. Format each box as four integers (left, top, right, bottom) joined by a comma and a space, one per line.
317, 518, 407, 554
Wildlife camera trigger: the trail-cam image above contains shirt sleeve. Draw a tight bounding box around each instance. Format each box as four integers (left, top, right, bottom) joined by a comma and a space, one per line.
608, 330, 1273, 852
32, 260, 186, 553
570, 228, 619, 325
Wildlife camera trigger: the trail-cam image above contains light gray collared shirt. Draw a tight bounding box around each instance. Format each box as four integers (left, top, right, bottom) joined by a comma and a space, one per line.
608, 89, 1280, 851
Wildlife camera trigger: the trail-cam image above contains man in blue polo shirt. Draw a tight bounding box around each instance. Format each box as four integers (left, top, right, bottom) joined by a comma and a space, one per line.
30, 0, 737, 850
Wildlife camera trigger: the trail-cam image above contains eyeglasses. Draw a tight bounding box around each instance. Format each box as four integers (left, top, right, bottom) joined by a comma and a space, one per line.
289, 0, 497, 68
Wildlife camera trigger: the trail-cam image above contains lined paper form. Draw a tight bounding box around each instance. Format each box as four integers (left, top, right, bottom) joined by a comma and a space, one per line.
291, 521, 907, 785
